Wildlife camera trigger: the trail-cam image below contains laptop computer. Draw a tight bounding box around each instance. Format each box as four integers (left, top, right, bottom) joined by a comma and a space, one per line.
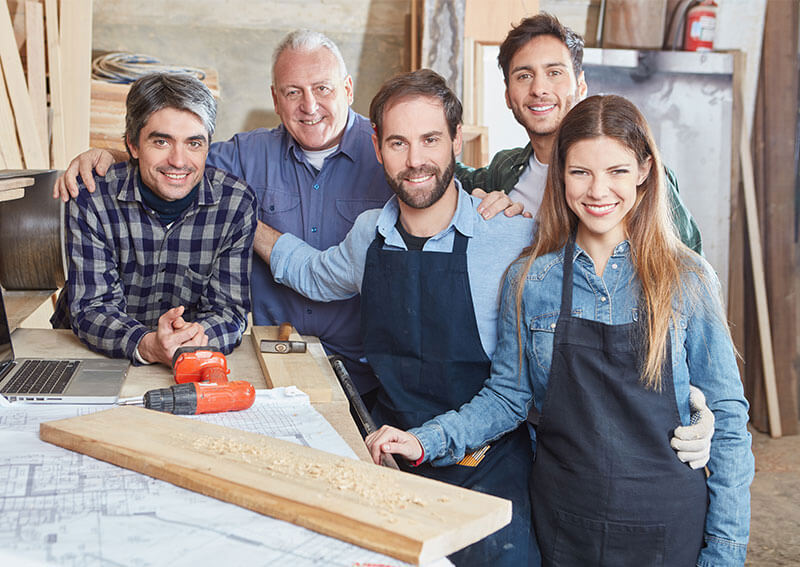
0, 288, 129, 404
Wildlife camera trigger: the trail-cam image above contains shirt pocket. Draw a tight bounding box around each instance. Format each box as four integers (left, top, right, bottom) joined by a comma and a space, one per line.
259, 188, 300, 224
335, 199, 385, 226
528, 311, 560, 372
169, 265, 208, 308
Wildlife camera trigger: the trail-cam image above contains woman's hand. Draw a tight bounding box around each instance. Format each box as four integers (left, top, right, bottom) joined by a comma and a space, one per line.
365, 425, 423, 465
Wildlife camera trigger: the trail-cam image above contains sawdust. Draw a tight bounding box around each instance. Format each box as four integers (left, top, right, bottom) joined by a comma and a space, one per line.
185, 434, 438, 513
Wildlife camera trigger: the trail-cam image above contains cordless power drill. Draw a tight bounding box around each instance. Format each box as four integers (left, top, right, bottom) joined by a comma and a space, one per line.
121, 347, 255, 415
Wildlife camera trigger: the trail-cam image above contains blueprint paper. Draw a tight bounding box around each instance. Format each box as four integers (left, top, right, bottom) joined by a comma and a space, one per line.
0, 388, 452, 566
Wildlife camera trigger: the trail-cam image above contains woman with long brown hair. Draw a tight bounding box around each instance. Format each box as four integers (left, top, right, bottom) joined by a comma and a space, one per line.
367, 95, 753, 566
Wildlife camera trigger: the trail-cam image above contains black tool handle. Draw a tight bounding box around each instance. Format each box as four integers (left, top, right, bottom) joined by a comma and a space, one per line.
329, 357, 399, 470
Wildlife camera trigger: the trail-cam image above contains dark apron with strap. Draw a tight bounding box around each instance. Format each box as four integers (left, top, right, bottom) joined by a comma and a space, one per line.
361, 229, 535, 566
531, 238, 707, 566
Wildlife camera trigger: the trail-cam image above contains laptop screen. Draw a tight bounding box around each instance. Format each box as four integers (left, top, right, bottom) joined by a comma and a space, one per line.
0, 289, 16, 365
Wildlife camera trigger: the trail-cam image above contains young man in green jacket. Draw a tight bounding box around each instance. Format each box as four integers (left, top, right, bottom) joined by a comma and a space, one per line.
455, 13, 703, 254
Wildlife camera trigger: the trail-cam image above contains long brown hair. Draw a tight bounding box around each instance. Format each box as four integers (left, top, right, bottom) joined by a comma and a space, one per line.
514, 94, 701, 390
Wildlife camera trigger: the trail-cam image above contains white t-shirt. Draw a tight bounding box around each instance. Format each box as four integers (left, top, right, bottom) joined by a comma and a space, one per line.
507, 152, 548, 217
303, 145, 339, 171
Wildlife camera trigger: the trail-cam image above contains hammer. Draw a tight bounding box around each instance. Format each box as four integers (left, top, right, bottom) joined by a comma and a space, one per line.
260, 322, 307, 354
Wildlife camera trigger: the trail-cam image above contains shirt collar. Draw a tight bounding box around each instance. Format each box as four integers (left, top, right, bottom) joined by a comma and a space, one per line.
375, 179, 473, 248
514, 143, 534, 169
572, 239, 632, 265
283, 108, 359, 162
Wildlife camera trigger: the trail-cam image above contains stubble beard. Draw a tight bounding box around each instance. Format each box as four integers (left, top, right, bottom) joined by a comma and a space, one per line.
385, 152, 456, 210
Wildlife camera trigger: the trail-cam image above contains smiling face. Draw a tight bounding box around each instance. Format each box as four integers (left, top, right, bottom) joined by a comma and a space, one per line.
373, 96, 462, 210
564, 136, 651, 251
271, 47, 354, 151
127, 107, 209, 201
505, 35, 587, 144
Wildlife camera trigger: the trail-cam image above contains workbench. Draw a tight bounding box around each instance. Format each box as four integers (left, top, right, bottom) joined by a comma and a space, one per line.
9, 327, 371, 462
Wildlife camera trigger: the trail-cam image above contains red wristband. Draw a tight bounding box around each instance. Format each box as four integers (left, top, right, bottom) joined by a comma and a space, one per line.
410, 445, 425, 467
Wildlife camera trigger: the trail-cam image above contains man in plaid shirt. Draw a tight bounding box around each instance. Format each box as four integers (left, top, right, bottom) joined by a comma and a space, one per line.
52, 73, 257, 366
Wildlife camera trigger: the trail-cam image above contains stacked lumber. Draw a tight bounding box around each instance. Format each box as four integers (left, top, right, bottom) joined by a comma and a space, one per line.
1, 0, 91, 169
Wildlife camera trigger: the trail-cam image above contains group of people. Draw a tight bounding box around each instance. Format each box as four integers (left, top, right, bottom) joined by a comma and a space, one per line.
52, 12, 753, 567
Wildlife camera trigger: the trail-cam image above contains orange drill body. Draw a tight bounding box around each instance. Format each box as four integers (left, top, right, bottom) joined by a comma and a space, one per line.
142, 381, 255, 415
172, 347, 230, 384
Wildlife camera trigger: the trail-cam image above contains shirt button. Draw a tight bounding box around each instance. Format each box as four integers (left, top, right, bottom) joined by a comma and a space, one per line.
311, 226, 317, 233
611, 263, 618, 270
306, 308, 312, 314
313, 184, 320, 190
600, 296, 607, 302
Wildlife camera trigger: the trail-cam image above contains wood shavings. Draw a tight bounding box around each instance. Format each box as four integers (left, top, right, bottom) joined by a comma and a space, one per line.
182, 433, 431, 512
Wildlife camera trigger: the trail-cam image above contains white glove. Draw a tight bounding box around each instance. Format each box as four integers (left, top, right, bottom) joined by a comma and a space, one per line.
670, 385, 714, 469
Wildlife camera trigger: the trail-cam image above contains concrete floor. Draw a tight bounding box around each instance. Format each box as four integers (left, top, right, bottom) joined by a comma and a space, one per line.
747, 423, 800, 565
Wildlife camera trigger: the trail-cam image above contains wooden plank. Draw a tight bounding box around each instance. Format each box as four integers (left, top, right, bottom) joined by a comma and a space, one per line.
739, 93, 781, 438
25, 0, 48, 161
59, 0, 92, 162
40, 406, 511, 565
44, 0, 65, 168
0, 63, 23, 169
0, 1, 48, 168
461, 124, 489, 168
250, 325, 335, 403
602, 0, 667, 49
0, 175, 34, 189
464, 0, 537, 43
0, 187, 25, 201
752, 0, 799, 435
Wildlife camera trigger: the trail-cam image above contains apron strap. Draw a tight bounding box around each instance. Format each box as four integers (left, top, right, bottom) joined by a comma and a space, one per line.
560, 235, 577, 317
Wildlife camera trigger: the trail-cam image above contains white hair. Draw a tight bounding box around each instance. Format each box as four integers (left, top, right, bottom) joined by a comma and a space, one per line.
271, 29, 348, 83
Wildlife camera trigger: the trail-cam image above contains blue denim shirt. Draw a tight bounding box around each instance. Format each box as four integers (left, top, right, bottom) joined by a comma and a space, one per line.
412, 241, 754, 566
205, 110, 392, 390
271, 186, 535, 357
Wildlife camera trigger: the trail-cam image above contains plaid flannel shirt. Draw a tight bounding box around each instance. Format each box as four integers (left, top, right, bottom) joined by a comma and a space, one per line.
54, 162, 256, 362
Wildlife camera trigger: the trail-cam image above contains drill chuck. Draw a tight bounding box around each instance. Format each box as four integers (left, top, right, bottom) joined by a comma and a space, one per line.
143, 383, 198, 414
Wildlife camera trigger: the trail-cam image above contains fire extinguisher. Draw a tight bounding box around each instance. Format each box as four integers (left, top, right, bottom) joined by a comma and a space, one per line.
684, 0, 718, 52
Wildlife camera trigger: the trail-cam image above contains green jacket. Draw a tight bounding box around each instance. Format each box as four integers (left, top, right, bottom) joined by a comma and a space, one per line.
455, 143, 703, 255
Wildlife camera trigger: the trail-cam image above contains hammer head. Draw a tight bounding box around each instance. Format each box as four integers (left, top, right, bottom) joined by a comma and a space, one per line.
260, 339, 307, 354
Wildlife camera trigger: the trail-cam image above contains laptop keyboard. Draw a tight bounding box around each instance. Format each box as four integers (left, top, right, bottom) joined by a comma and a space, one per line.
0, 360, 79, 395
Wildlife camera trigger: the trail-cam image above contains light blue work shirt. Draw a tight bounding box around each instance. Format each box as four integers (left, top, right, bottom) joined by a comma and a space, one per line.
412, 241, 754, 567
206, 110, 392, 389
270, 184, 536, 357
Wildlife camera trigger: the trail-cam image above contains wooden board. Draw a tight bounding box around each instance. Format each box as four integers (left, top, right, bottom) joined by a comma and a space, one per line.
0, 61, 21, 170
464, 0, 537, 43
25, 0, 48, 161
0, 187, 25, 202
44, 0, 66, 168
0, 175, 34, 189
251, 325, 335, 403
0, 1, 48, 168
40, 406, 511, 565
59, 0, 92, 162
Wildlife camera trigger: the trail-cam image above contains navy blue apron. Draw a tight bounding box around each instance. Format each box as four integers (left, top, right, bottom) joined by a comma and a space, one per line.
531, 238, 707, 566
361, 229, 535, 566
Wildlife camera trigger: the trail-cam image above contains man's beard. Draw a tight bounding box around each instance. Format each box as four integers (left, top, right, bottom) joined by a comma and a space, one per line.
385, 152, 456, 210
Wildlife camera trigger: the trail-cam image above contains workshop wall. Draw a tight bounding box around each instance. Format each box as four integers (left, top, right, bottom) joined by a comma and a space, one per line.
92, 0, 410, 140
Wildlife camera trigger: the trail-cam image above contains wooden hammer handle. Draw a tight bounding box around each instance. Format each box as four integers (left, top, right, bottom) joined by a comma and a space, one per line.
277, 322, 293, 341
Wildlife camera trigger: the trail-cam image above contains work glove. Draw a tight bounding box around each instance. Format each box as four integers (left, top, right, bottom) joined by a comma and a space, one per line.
670, 385, 714, 469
